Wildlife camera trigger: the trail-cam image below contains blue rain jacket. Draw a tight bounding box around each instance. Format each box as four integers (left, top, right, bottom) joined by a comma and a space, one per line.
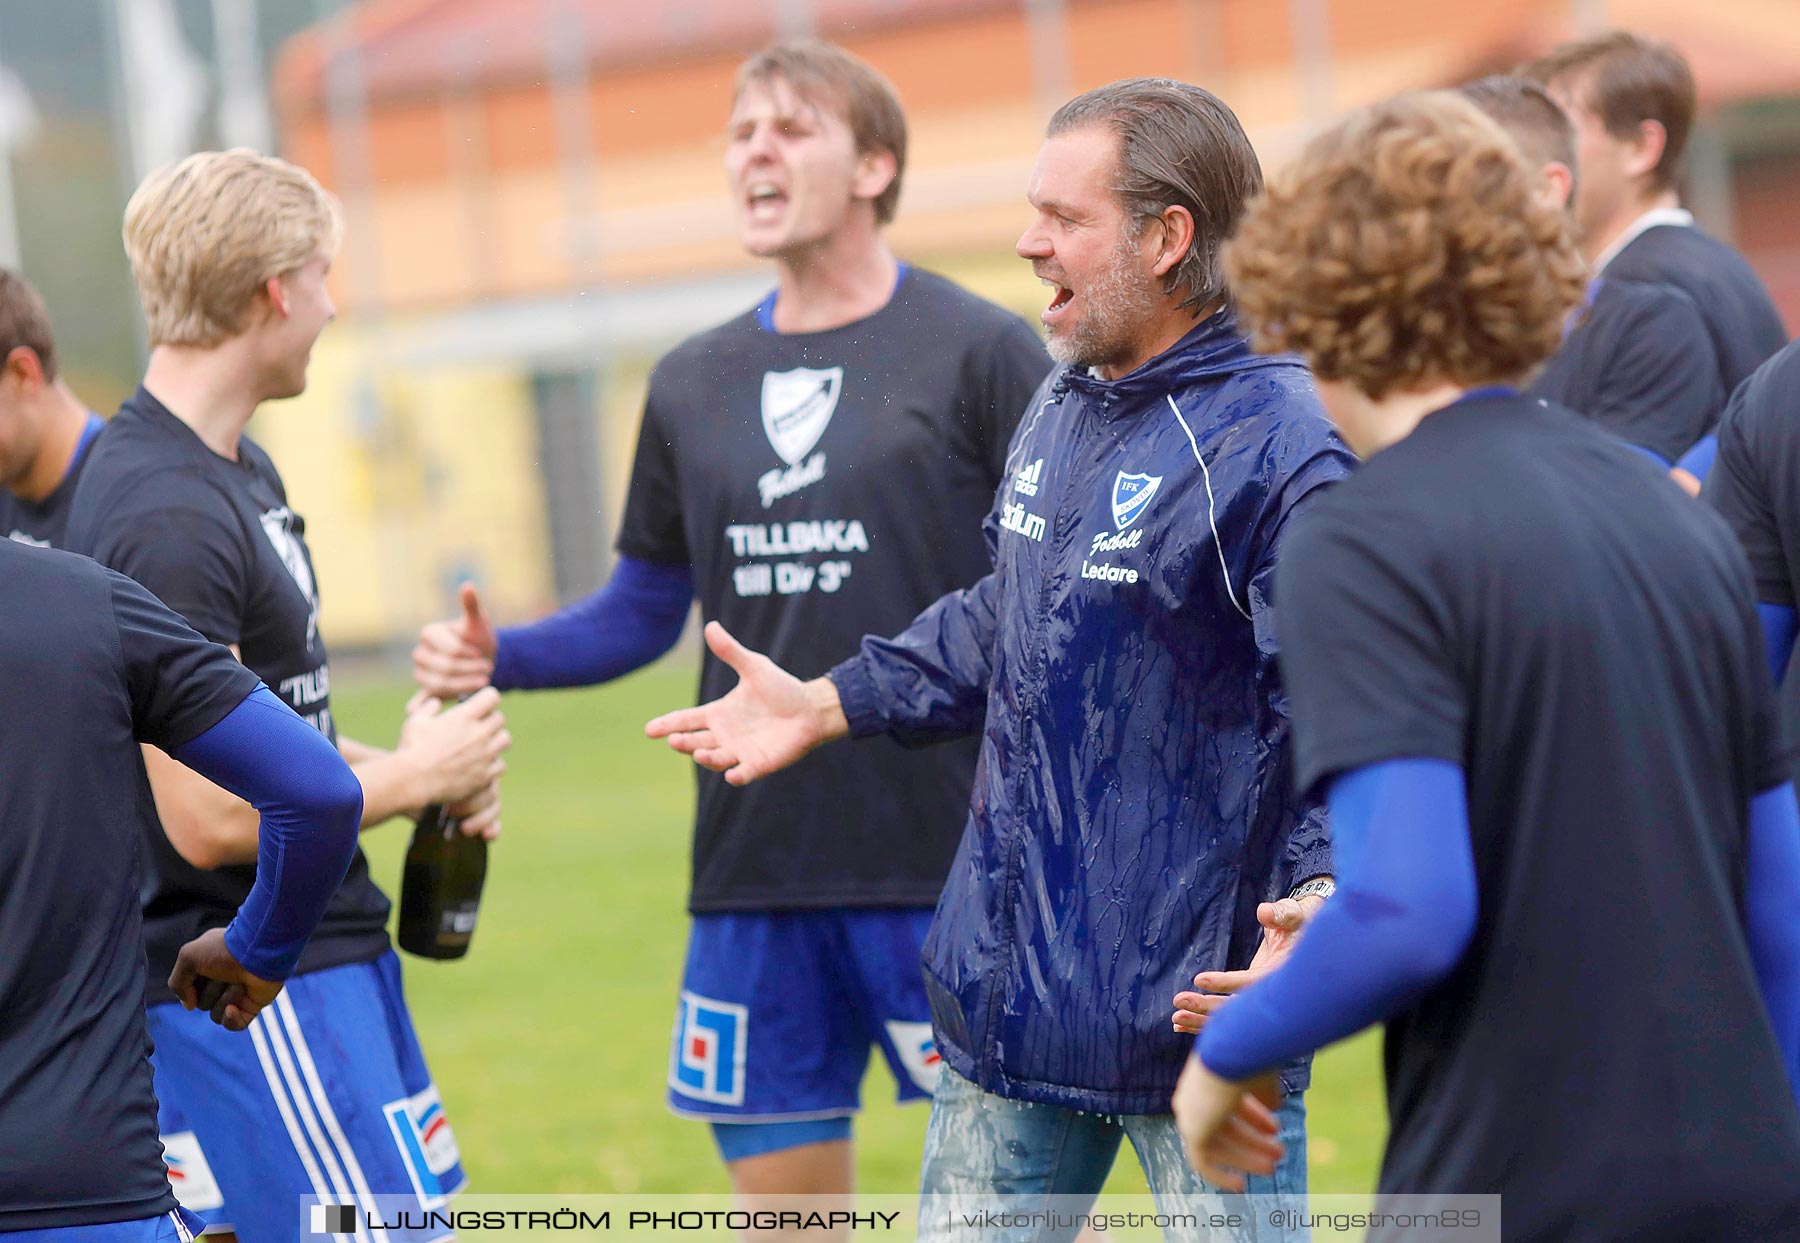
830, 310, 1354, 1113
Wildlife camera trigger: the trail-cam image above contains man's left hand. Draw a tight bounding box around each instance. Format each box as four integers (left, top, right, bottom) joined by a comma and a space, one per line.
1172, 895, 1321, 1034
169, 928, 280, 1032
1171, 1055, 1284, 1191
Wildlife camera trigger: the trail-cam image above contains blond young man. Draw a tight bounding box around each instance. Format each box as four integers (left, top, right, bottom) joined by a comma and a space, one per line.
66, 150, 510, 1243
0, 268, 106, 547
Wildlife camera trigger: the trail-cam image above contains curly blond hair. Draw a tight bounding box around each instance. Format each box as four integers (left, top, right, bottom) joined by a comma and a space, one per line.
1225, 92, 1586, 399
124, 149, 341, 349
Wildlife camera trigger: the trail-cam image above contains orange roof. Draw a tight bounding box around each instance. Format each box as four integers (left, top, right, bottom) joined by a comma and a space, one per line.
1458, 0, 1800, 106
274, 0, 1013, 115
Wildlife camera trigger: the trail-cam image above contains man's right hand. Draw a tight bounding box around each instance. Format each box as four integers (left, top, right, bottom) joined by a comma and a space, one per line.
170, 928, 281, 1032
413, 583, 498, 698
398, 686, 511, 807
645, 622, 848, 786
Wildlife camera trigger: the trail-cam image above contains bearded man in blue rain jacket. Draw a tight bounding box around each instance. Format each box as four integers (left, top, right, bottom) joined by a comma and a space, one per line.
649, 79, 1353, 1237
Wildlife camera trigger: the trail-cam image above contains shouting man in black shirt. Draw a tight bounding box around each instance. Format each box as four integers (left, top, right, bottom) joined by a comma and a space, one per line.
412, 40, 1049, 1205
66, 149, 511, 1243
0, 268, 106, 547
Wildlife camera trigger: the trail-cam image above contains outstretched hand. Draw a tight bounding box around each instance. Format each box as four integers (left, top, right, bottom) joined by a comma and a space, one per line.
645, 622, 848, 785
1173, 897, 1316, 1034
169, 928, 281, 1032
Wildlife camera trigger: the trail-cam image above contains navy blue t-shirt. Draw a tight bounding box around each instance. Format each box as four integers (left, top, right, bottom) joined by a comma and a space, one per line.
65, 388, 391, 1004
1704, 339, 1800, 782
1529, 277, 1723, 462
617, 268, 1050, 911
0, 410, 103, 547
1605, 223, 1788, 396
1279, 393, 1800, 1238
0, 538, 258, 1230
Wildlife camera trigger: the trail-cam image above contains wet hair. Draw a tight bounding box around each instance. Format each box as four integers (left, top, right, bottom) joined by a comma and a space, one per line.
1048, 78, 1263, 314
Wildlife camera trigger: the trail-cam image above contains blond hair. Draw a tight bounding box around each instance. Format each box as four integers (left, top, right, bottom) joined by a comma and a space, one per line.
1225, 92, 1586, 399
123, 149, 342, 349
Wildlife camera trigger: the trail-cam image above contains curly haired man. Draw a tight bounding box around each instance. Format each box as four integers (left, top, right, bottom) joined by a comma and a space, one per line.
1175, 91, 1800, 1243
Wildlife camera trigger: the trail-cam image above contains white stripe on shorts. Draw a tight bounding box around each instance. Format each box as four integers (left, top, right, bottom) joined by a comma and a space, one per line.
257, 1010, 373, 1243
273, 991, 393, 1243
249, 1016, 339, 1229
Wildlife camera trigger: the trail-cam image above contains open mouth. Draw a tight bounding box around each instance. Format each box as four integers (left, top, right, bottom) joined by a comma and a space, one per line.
745, 181, 788, 222
1041, 276, 1075, 322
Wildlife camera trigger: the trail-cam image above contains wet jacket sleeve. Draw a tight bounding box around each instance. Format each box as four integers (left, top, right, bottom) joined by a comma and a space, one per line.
170, 687, 363, 981
1196, 758, 1479, 1080
1748, 782, 1800, 1102
490, 555, 693, 690
827, 570, 1000, 747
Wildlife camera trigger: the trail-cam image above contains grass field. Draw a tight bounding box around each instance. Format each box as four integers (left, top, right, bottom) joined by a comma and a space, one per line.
334, 662, 1388, 1197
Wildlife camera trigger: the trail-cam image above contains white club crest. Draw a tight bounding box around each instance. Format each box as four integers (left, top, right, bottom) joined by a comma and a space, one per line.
761, 366, 842, 466
1111, 471, 1163, 530
259, 506, 320, 644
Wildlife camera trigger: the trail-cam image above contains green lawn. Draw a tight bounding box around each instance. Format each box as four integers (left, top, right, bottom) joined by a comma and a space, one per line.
334, 663, 1388, 1197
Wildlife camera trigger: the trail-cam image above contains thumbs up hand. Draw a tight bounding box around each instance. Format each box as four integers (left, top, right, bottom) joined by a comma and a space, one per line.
413, 582, 499, 698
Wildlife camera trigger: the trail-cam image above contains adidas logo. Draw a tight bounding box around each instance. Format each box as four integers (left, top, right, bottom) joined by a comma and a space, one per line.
1013, 458, 1043, 498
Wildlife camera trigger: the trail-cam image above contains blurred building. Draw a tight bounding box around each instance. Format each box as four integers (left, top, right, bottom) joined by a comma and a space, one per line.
260, 0, 1800, 648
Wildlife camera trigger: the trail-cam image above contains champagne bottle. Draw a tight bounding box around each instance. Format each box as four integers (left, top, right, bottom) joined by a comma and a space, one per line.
397, 802, 487, 960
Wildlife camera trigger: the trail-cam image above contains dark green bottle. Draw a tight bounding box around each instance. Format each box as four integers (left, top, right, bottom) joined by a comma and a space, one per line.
397, 804, 487, 959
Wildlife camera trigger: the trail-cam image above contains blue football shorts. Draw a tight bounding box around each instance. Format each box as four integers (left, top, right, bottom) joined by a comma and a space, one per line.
149, 951, 465, 1243
666, 907, 942, 1122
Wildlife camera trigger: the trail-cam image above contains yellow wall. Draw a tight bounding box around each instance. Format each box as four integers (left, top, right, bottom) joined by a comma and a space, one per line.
263, 239, 1047, 650
251, 327, 557, 648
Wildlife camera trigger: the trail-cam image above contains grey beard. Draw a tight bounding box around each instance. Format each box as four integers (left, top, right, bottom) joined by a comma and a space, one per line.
1043, 238, 1156, 371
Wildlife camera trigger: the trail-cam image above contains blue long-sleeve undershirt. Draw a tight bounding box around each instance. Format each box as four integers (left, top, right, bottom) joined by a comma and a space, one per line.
1677, 433, 1719, 484
170, 686, 362, 981
1196, 759, 1477, 1080
1748, 783, 1800, 1097
1198, 759, 1800, 1112
489, 555, 693, 691
1759, 603, 1797, 686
